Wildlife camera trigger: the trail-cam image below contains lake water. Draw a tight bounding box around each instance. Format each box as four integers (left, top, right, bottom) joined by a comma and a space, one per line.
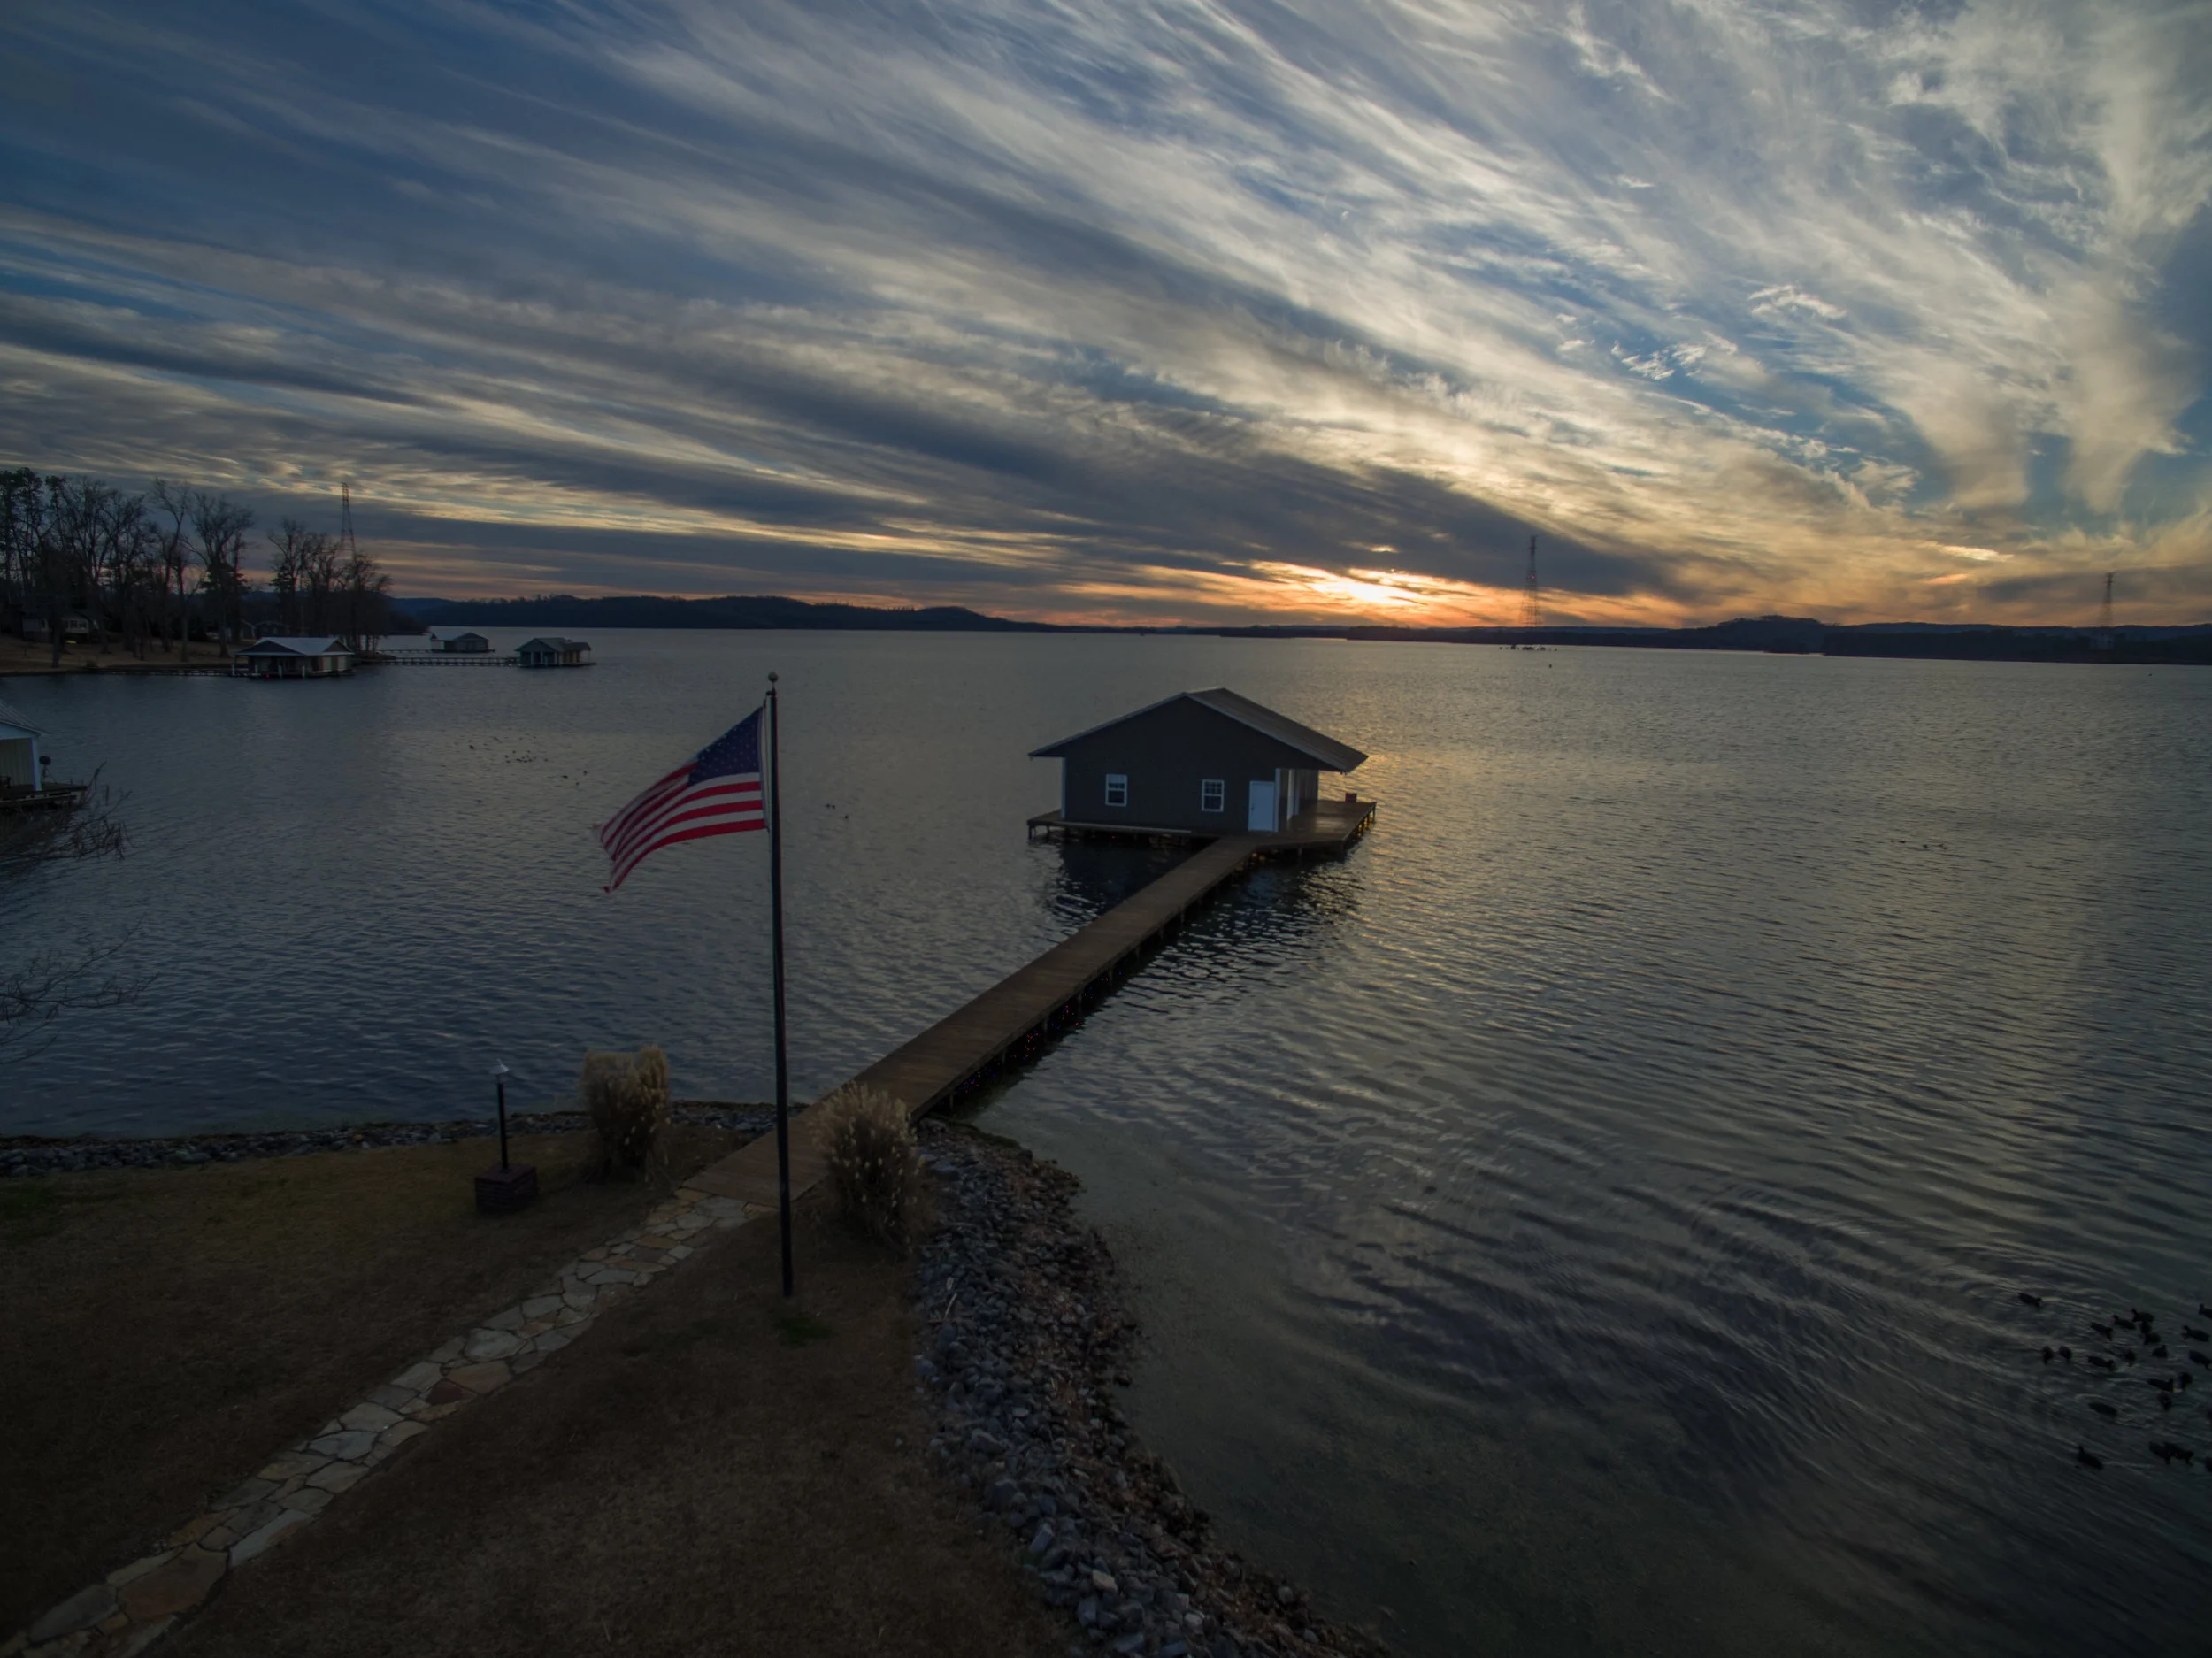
9, 633, 2210, 1655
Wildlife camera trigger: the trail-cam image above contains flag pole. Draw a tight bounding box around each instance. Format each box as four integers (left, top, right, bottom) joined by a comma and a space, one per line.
766, 672, 794, 1298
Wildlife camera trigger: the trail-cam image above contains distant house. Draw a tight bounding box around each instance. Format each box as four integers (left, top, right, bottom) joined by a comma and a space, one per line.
17, 612, 92, 644
1029, 687, 1367, 835
0, 697, 43, 797
233, 636, 356, 679
517, 636, 592, 669
435, 630, 493, 655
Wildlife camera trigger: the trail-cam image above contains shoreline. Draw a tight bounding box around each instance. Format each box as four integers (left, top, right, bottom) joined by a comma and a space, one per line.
0, 1101, 775, 1178
918, 1122, 1386, 1658
0, 639, 236, 678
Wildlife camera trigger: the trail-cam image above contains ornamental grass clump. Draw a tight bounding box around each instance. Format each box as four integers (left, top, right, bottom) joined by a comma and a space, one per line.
580, 1045, 669, 1173
810, 1083, 922, 1253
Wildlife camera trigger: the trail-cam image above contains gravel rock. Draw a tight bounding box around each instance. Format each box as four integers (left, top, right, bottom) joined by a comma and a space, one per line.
911, 1122, 1386, 1657
0, 1102, 772, 1179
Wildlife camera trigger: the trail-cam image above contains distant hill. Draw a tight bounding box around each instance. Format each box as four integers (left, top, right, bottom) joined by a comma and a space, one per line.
391, 594, 1066, 632
1191, 614, 2212, 664
391, 595, 2212, 664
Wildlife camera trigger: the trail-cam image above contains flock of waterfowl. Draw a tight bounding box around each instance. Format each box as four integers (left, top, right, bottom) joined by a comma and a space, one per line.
2018, 1293, 2212, 1472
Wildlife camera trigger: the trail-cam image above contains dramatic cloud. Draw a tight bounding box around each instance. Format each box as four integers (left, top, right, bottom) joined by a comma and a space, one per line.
1, 0, 2207, 624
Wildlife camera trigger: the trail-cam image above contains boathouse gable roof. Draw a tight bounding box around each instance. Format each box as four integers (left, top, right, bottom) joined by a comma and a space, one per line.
239, 635, 352, 657
1029, 687, 1366, 771
0, 696, 42, 736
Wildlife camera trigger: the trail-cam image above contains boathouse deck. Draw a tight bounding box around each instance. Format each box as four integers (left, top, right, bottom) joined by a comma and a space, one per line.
1026, 795, 1374, 848
683, 796, 1377, 1207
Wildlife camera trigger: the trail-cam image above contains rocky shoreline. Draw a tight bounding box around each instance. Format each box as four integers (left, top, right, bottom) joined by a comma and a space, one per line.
0, 1102, 775, 1178
914, 1122, 1386, 1658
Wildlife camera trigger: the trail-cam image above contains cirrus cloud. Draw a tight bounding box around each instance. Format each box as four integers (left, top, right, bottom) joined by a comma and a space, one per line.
0, 0, 2205, 625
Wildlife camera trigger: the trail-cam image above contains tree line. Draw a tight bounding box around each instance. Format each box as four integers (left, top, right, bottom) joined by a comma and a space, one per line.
0, 469, 403, 664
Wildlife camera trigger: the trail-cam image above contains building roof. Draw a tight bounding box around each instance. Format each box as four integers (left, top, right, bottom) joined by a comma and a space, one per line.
239, 635, 354, 656
435, 629, 490, 641
1030, 687, 1368, 771
0, 696, 42, 736
518, 636, 590, 650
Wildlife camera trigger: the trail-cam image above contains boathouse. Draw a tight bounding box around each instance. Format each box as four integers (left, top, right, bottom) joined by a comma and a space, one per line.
232, 636, 356, 679
435, 630, 492, 654
517, 636, 592, 668
0, 698, 42, 799
1029, 687, 1368, 836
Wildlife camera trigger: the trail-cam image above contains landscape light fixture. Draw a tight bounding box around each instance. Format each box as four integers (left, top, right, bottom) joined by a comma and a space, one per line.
473, 1057, 538, 1215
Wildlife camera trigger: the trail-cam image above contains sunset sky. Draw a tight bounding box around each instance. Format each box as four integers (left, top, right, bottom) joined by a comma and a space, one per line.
3, 1, 2208, 627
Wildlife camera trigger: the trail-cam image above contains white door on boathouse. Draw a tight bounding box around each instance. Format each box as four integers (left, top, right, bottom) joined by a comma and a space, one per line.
1246, 778, 1277, 832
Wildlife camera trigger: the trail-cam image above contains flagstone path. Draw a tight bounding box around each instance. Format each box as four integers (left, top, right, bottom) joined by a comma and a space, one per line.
7, 1184, 757, 1658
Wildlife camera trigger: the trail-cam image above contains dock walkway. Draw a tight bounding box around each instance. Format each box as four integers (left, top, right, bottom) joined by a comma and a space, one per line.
365, 652, 519, 666
684, 798, 1375, 1207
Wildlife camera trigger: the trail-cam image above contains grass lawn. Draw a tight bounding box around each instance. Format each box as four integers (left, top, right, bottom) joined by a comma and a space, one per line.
0, 634, 230, 676
0, 1125, 744, 1634
177, 1189, 1064, 1657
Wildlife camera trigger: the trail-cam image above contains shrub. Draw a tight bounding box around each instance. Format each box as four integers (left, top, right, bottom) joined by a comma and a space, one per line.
580, 1045, 670, 1171
810, 1084, 922, 1253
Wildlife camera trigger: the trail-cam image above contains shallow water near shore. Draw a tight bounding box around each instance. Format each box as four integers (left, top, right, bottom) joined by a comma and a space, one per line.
11, 633, 2212, 1654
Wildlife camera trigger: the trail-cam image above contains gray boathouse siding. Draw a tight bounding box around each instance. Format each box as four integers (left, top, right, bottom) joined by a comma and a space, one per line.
1042, 697, 1330, 833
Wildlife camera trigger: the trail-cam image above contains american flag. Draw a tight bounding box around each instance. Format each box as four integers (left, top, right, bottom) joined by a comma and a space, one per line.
597, 709, 766, 891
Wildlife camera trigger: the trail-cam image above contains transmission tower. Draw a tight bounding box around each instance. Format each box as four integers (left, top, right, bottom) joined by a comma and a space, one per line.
1522, 534, 1541, 632
2095, 571, 2114, 650
339, 482, 359, 562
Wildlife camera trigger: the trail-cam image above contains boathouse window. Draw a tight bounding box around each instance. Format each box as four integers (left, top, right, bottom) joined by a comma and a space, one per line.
1200, 779, 1225, 813
1104, 773, 1129, 808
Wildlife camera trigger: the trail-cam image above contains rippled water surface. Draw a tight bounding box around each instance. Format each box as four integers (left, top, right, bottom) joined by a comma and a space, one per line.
11, 633, 2210, 1654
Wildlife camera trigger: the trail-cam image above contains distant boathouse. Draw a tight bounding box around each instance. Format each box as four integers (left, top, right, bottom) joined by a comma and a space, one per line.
232, 636, 356, 679
434, 630, 493, 654
0, 698, 45, 798
1028, 687, 1368, 838
517, 636, 592, 669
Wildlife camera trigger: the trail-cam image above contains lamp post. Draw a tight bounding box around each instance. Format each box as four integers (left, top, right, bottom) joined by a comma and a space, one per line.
473, 1059, 537, 1215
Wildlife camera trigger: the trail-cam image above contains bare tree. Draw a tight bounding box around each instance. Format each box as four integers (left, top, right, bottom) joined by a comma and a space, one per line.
264, 518, 325, 634
150, 480, 196, 658
0, 784, 124, 882
0, 469, 65, 633
190, 492, 254, 655
340, 541, 390, 650
0, 466, 42, 618
95, 491, 162, 659
303, 528, 339, 633
37, 476, 111, 666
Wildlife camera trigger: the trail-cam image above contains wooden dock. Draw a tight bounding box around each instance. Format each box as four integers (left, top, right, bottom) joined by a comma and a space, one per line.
682, 796, 1377, 1207
365, 652, 519, 666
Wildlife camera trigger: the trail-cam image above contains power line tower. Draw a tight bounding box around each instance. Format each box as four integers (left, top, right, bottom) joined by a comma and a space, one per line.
339, 482, 359, 564
1522, 534, 1540, 632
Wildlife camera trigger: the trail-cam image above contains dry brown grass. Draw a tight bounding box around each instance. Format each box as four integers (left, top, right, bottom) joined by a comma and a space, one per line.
579, 1045, 669, 1171
0, 633, 227, 676
176, 1187, 1064, 1658
810, 1084, 925, 1254
0, 1123, 743, 1634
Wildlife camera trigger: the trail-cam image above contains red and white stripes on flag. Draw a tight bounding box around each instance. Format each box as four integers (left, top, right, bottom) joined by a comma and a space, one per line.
595, 708, 765, 891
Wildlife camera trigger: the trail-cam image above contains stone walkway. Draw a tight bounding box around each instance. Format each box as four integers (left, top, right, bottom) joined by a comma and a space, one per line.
7, 1185, 756, 1658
